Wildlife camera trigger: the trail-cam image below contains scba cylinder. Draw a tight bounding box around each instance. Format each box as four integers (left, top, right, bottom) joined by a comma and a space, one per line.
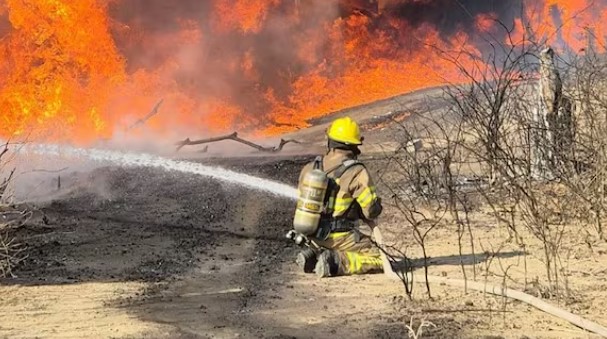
293, 168, 328, 235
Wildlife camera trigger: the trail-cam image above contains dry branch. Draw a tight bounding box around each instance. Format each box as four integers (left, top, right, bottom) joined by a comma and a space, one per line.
20, 167, 69, 175
0, 208, 29, 277
0, 216, 27, 277
0, 142, 28, 277
175, 132, 301, 153
0, 143, 13, 200
0, 168, 14, 200
0, 143, 8, 160
128, 99, 164, 130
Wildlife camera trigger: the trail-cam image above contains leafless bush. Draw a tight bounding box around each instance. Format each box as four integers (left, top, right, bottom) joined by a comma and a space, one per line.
376, 15, 607, 302
378, 107, 475, 298
553, 49, 607, 242
0, 142, 28, 277
447, 46, 570, 295
438, 20, 607, 297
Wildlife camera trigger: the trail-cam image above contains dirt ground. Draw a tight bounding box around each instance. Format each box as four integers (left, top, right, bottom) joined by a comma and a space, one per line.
2, 90, 607, 338
0, 155, 603, 339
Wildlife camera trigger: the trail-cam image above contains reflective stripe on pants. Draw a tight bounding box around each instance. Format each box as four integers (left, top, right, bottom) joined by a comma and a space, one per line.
344, 252, 384, 275
311, 230, 383, 275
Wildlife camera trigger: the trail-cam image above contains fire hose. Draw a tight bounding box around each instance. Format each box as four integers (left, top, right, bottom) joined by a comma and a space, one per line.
371, 227, 607, 338
285, 228, 607, 337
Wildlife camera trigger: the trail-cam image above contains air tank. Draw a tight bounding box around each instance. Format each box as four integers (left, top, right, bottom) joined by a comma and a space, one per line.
293, 168, 328, 235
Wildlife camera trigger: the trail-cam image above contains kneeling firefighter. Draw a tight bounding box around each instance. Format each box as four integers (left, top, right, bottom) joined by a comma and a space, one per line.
287, 116, 384, 278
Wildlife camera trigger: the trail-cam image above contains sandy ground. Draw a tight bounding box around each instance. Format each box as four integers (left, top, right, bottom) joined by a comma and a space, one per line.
0, 156, 604, 339
1, 90, 607, 338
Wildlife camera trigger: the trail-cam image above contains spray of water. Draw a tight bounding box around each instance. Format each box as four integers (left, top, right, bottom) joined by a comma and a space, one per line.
18, 144, 298, 200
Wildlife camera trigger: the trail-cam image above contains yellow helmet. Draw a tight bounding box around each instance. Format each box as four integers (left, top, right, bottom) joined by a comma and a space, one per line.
326, 116, 363, 145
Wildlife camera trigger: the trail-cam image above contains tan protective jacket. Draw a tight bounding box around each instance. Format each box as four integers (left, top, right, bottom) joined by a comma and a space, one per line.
297, 149, 382, 221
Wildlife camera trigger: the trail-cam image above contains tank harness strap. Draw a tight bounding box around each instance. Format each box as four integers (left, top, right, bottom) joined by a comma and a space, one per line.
333, 159, 363, 179
313, 155, 324, 170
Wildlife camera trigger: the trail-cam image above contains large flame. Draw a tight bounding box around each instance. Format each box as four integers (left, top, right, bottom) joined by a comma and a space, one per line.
0, 0, 604, 144
0, 0, 125, 142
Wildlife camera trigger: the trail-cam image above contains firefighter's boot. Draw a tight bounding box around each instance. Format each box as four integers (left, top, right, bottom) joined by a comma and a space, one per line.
296, 248, 317, 273
315, 250, 340, 278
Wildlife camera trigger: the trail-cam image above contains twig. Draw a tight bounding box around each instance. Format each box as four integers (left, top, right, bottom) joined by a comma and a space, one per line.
0, 143, 8, 160
175, 132, 300, 153
0, 168, 15, 200
128, 99, 164, 130
0, 210, 29, 278
372, 226, 413, 297
0, 232, 27, 278
405, 317, 437, 339
20, 167, 69, 175
0, 142, 28, 278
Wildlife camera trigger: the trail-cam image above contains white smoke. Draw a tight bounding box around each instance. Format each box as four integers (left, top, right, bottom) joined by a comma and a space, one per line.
16, 144, 298, 200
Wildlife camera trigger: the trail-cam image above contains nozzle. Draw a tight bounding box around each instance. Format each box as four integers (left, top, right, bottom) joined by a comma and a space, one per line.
285, 230, 297, 240
294, 233, 307, 245
285, 230, 309, 246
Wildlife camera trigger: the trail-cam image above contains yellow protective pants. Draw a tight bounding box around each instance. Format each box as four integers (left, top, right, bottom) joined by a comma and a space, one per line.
311, 231, 383, 275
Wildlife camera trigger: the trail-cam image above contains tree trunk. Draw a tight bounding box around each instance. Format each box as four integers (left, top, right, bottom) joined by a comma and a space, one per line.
532, 47, 574, 180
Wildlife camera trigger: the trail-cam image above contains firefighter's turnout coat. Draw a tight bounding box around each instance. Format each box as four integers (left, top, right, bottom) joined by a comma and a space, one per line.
297, 148, 383, 275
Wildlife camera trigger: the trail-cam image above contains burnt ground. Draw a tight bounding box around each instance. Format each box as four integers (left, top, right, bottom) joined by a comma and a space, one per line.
11, 155, 311, 284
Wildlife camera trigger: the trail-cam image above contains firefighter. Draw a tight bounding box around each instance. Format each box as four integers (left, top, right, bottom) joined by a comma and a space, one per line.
295, 116, 384, 278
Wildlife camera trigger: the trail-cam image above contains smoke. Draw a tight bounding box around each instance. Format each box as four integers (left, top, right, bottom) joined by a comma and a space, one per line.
106, 0, 341, 127
9, 153, 114, 203
384, 0, 524, 37
104, 0, 529, 130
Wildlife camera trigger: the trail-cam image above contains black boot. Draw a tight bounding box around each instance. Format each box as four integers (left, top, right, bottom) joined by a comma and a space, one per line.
296, 248, 317, 273
315, 250, 339, 278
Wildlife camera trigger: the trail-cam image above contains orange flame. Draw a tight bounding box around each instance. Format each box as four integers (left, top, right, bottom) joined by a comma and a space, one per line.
1, 0, 125, 142
0, 1, 604, 145
213, 0, 281, 34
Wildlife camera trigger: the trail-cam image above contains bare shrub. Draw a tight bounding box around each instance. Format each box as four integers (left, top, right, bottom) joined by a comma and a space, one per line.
444, 36, 575, 295
554, 48, 607, 242
0, 142, 28, 277
378, 106, 474, 298
377, 15, 607, 300
438, 19, 607, 298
